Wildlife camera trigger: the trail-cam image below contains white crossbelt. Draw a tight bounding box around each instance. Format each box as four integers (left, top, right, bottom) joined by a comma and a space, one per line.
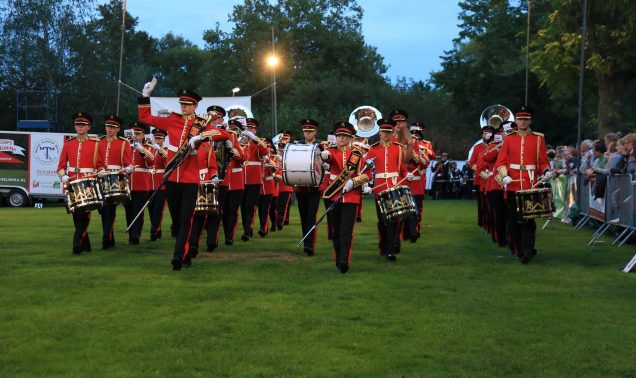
106, 165, 122, 170
245, 161, 261, 166
166, 144, 197, 156
412, 176, 421, 180
330, 174, 338, 180
510, 164, 536, 171
264, 176, 273, 181
67, 167, 95, 173
150, 169, 165, 174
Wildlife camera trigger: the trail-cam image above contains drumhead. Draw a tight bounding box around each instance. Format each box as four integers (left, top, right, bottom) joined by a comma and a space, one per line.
282, 143, 324, 187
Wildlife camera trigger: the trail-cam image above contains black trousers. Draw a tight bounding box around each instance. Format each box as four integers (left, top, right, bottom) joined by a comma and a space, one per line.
475, 185, 483, 227
276, 191, 292, 228
148, 189, 167, 238
206, 186, 225, 246
72, 211, 92, 252
296, 191, 321, 251
326, 201, 357, 266
223, 189, 243, 242
487, 190, 508, 247
189, 213, 206, 249
241, 184, 261, 237
403, 194, 424, 241
165, 181, 198, 260
101, 200, 118, 245
257, 194, 273, 233
374, 201, 400, 255
124, 191, 149, 240
269, 195, 278, 227
506, 193, 536, 256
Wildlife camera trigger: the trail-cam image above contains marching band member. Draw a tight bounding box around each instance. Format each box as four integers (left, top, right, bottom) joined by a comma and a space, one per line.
416, 122, 435, 230
321, 122, 366, 273
389, 109, 414, 162
98, 115, 133, 250
352, 136, 369, 223
363, 119, 412, 261
476, 125, 497, 241
57, 112, 105, 254
295, 118, 323, 256
138, 81, 228, 270
268, 143, 282, 233
275, 137, 293, 231
148, 128, 168, 241
402, 123, 428, 243
494, 106, 549, 264
124, 122, 153, 245
240, 118, 269, 242
257, 138, 278, 237
469, 127, 491, 228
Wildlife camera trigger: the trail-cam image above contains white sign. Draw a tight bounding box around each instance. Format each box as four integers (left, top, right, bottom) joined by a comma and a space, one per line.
29, 133, 66, 196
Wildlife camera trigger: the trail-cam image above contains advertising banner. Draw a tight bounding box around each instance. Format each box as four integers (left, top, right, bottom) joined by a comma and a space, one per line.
29, 133, 65, 196
0, 132, 29, 191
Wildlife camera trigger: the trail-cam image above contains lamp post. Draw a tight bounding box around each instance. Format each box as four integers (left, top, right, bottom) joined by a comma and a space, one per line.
267, 54, 279, 135
232, 87, 240, 97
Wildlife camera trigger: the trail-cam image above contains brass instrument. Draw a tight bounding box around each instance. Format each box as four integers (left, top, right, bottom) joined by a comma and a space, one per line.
348, 106, 382, 138
479, 104, 514, 130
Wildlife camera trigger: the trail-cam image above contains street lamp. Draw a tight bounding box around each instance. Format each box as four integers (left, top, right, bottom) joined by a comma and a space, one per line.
267, 54, 279, 134
232, 87, 240, 97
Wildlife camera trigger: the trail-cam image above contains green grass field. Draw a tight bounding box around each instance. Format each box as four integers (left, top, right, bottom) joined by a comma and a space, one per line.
1, 198, 635, 376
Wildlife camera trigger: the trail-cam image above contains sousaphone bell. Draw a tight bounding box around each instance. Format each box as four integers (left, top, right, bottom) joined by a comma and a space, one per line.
349, 105, 382, 138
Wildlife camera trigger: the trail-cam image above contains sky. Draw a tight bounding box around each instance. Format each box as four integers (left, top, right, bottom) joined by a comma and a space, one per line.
115, 0, 461, 83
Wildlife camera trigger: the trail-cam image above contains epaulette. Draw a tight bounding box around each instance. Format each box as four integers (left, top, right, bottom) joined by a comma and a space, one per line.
171, 111, 182, 117
65, 136, 75, 142
118, 136, 129, 141
532, 131, 544, 137
90, 137, 100, 142
99, 135, 106, 139
394, 142, 404, 147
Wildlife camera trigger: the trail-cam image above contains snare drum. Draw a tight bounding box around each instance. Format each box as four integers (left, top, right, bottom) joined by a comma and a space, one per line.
194, 181, 219, 214
66, 177, 103, 214
282, 143, 324, 187
98, 172, 130, 202
515, 187, 554, 219
377, 185, 417, 221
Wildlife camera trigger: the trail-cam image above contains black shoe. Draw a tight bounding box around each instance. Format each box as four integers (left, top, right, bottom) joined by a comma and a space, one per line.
171, 258, 182, 271
410, 237, 417, 243
270, 225, 276, 232
157, 231, 162, 239
207, 242, 218, 252
171, 231, 177, 237
276, 224, 283, 231
72, 247, 81, 255
241, 234, 250, 242
182, 257, 192, 269
304, 248, 314, 256
225, 239, 233, 246
283, 220, 289, 225
356, 216, 362, 223
338, 261, 349, 274
102, 241, 110, 250
109, 240, 115, 248
84, 246, 92, 252
386, 253, 397, 261
129, 237, 139, 245
258, 229, 267, 237
190, 246, 198, 259
150, 233, 158, 242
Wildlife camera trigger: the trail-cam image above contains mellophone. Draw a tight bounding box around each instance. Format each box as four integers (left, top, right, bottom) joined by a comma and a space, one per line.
65, 170, 132, 214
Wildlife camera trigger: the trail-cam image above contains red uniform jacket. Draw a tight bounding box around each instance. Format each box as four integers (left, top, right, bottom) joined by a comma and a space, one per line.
260, 156, 278, 196
419, 139, 435, 188
197, 141, 219, 181
406, 141, 426, 196
221, 132, 247, 191
495, 131, 549, 192
276, 153, 293, 193
469, 141, 487, 188
130, 143, 154, 191
57, 136, 104, 180
363, 141, 408, 197
243, 140, 269, 185
322, 146, 363, 204
99, 136, 133, 171
476, 143, 499, 193
150, 145, 167, 191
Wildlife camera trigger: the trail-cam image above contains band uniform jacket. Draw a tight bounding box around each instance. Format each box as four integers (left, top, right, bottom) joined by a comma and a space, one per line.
363, 140, 408, 197
260, 156, 278, 196
276, 154, 293, 193
243, 140, 269, 185
98, 136, 133, 172
469, 141, 487, 188
197, 140, 219, 181
419, 139, 435, 188
322, 145, 363, 204
150, 145, 167, 191
57, 136, 105, 180
270, 154, 282, 197
406, 141, 426, 196
221, 131, 247, 191
482, 143, 503, 192
130, 143, 154, 191
494, 130, 549, 192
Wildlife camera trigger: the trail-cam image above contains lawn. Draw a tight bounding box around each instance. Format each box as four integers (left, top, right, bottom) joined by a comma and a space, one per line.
0, 198, 634, 376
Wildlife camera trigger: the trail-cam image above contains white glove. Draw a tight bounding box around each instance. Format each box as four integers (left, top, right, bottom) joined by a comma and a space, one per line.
543, 170, 554, 180
61, 175, 69, 183
211, 176, 220, 185
502, 176, 513, 186
322, 163, 330, 171
320, 150, 330, 161
153, 143, 161, 150
188, 134, 202, 148
343, 179, 354, 193
124, 166, 134, 174
363, 186, 373, 195
263, 155, 270, 163
225, 139, 233, 149
242, 130, 257, 141
142, 77, 157, 97
406, 172, 415, 182
133, 142, 143, 151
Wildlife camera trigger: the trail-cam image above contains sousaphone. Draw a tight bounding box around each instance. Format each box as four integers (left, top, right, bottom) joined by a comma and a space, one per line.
479, 104, 514, 130
349, 105, 382, 138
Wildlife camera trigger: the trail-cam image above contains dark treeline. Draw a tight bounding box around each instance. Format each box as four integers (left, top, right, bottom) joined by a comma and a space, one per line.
1, 0, 634, 158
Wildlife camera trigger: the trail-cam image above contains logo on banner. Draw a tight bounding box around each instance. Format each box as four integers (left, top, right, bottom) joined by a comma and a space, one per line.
0, 139, 26, 156
34, 138, 60, 165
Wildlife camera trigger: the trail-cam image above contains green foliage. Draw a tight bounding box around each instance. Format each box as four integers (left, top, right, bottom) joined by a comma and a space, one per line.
1, 200, 635, 375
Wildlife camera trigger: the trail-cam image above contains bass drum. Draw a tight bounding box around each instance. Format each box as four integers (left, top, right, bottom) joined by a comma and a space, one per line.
377, 185, 417, 222
282, 143, 324, 187
66, 177, 103, 214
194, 181, 219, 215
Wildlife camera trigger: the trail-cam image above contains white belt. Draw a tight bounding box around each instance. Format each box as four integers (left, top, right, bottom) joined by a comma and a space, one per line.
510, 164, 536, 171
106, 165, 122, 170
412, 176, 421, 180
232, 168, 243, 173
134, 168, 149, 173
375, 172, 398, 179
264, 176, 273, 181
167, 144, 197, 156
150, 169, 165, 174
67, 167, 95, 174
245, 161, 261, 166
